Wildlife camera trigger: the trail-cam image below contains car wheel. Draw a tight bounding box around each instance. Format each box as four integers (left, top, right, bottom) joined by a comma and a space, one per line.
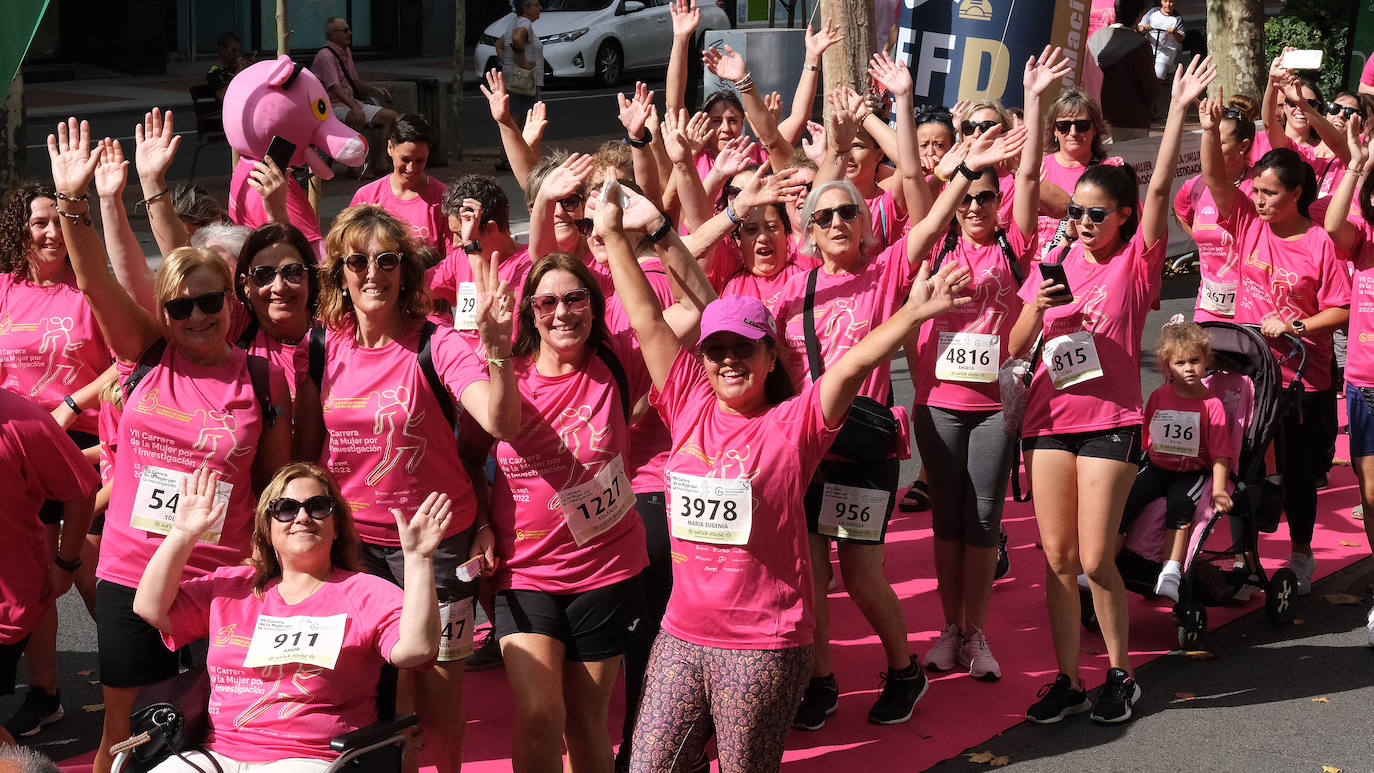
594, 41, 623, 87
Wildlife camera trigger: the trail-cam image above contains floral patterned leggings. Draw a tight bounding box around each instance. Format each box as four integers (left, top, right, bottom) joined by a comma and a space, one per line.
629, 632, 813, 773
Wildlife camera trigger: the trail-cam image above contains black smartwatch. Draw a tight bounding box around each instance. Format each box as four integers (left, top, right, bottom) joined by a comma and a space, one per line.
956, 162, 981, 181
626, 128, 653, 148
645, 214, 675, 244
63, 394, 83, 415
54, 554, 82, 572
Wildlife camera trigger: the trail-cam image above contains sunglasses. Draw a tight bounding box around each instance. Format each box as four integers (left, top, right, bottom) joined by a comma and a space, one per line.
960, 119, 1000, 136
702, 338, 762, 363
529, 288, 591, 316
1054, 119, 1093, 134
1066, 202, 1119, 224
164, 291, 227, 320
960, 190, 999, 209
1284, 98, 1322, 111
915, 107, 953, 125
248, 263, 309, 286
1326, 103, 1367, 120
343, 252, 402, 273
557, 193, 586, 211
572, 217, 594, 236
267, 495, 336, 522
724, 185, 742, 199
1220, 106, 1246, 121
810, 203, 862, 227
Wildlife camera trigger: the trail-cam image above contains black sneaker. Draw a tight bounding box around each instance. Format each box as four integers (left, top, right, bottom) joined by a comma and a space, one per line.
867, 656, 929, 725
994, 525, 1010, 580
1025, 674, 1090, 724
464, 632, 504, 671
1090, 667, 1142, 724
4, 686, 64, 737
791, 674, 839, 731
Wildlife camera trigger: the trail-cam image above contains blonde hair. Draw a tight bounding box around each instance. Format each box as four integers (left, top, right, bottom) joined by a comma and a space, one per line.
246, 463, 361, 597
1155, 320, 1212, 377
960, 100, 1014, 132
154, 247, 233, 317
316, 205, 430, 330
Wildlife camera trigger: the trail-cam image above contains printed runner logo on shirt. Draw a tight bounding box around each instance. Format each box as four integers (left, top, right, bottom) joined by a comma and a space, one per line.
133, 388, 252, 474
243, 613, 348, 670
0, 314, 86, 394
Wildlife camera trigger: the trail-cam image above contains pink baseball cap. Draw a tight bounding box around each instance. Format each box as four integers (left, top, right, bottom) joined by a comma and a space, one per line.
697, 296, 777, 344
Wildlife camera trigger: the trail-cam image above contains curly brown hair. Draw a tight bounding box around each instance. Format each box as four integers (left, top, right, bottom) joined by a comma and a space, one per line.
247, 462, 361, 598
316, 205, 430, 330
0, 181, 59, 279
1155, 320, 1212, 377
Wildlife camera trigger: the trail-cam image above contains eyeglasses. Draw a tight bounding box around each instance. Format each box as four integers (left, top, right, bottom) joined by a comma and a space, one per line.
1066, 202, 1119, 224
809, 203, 862, 227
343, 252, 402, 273
529, 288, 591, 316
1220, 106, 1246, 121
249, 263, 309, 286
960, 119, 1000, 136
267, 495, 336, 522
164, 291, 227, 320
1326, 103, 1367, 120
556, 193, 585, 211
960, 190, 999, 209
1284, 98, 1322, 111
702, 338, 762, 362
1054, 119, 1093, 134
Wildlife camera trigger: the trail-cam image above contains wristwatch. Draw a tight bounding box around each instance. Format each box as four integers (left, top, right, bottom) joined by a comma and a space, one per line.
54, 554, 82, 572
645, 215, 675, 244
63, 394, 83, 415
1291, 319, 1306, 335
626, 128, 653, 148
956, 162, 981, 181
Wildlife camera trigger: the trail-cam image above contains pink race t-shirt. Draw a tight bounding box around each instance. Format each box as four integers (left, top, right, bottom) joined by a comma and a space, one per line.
316, 323, 488, 545
652, 349, 837, 649
1332, 218, 1374, 389
161, 565, 412, 763
1219, 196, 1352, 391
605, 257, 674, 495
228, 157, 324, 248
867, 188, 903, 248
913, 225, 1034, 411
1363, 57, 1374, 88
0, 272, 111, 435
490, 331, 651, 593
1174, 175, 1252, 322
99, 346, 280, 588
228, 306, 307, 400
774, 236, 915, 404
426, 246, 533, 331
1018, 231, 1167, 436
350, 176, 451, 251
0, 388, 99, 644
1142, 384, 1232, 472
720, 260, 811, 316
1037, 153, 1093, 249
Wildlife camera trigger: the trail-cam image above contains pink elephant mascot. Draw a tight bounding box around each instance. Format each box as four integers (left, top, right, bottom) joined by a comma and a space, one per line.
222, 55, 366, 246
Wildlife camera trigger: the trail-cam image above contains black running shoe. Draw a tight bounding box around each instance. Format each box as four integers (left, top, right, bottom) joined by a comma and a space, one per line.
464, 632, 504, 671
1025, 674, 1090, 724
1090, 667, 1142, 724
994, 525, 1010, 580
4, 686, 64, 738
791, 674, 839, 731
867, 656, 929, 725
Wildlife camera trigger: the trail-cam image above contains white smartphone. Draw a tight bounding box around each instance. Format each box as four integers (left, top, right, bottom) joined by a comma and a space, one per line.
455, 555, 483, 583
1281, 50, 1323, 71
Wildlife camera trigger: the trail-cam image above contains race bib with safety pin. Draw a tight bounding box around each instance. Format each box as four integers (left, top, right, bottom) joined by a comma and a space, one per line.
935, 331, 1000, 383
1149, 409, 1201, 458
668, 472, 752, 545
1200, 278, 1237, 316
129, 465, 231, 544
243, 613, 347, 670
454, 282, 479, 330
558, 455, 635, 546
1043, 331, 1104, 389
438, 598, 475, 661
817, 483, 888, 542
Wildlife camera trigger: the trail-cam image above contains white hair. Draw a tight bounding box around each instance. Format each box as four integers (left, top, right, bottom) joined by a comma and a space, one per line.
190, 223, 251, 262
797, 180, 880, 260
0, 744, 60, 773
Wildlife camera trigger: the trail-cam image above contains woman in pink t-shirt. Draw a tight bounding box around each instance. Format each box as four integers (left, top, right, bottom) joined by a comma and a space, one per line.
1259, 54, 1349, 189
133, 463, 445, 771
1200, 96, 1352, 598
1037, 89, 1115, 254
349, 114, 451, 251
1007, 57, 1217, 726
294, 204, 518, 773
595, 177, 970, 772
52, 114, 294, 773
229, 223, 318, 399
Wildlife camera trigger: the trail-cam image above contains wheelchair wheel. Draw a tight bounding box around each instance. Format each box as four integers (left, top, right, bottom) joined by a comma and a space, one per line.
1079, 586, 1100, 632
1265, 568, 1298, 625
1175, 602, 1207, 650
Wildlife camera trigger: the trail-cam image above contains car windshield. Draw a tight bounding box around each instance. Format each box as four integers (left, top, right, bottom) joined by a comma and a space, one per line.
543, 0, 613, 10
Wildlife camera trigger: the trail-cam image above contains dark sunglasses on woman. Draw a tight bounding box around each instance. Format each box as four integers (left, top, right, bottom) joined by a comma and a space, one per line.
810, 203, 861, 227
1054, 119, 1093, 134
557, 193, 586, 211
1284, 98, 1323, 111
961, 190, 999, 209
249, 263, 310, 286
268, 495, 336, 522
1326, 102, 1367, 120
960, 119, 1000, 136
701, 338, 762, 363
164, 291, 227, 320
529, 288, 591, 316
343, 252, 402, 273
1065, 202, 1119, 224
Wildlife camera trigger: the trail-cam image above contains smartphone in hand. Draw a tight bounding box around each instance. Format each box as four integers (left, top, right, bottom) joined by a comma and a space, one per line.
1040, 262, 1073, 302
265, 135, 296, 171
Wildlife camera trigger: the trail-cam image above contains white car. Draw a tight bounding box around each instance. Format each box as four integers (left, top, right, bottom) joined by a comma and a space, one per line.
475, 0, 733, 87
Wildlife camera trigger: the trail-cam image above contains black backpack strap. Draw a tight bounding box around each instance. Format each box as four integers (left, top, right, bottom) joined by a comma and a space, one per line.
418, 321, 457, 429
245, 353, 278, 428
594, 342, 631, 423
994, 229, 1027, 285
802, 268, 825, 380
307, 326, 326, 390
123, 338, 169, 400
234, 318, 260, 350
931, 227, 960, 273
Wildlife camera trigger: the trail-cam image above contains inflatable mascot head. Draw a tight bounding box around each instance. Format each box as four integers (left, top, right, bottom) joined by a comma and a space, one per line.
222, 56, 366, 180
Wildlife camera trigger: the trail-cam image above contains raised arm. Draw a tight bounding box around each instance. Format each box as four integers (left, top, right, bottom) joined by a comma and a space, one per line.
905, 126, 1027, 263
93, 137, 157, 314
133, 467, 226, 631
528, 153, 595, 259
778, 21, 840, 146
1197, 95, 1238, 218
1259, 52, 1291, 154
663, 108, 714, 229
48, 118, 162, 364
870, 51, 927, 222
481, 70, 540, 192
665, 0, 700, 116
814, 86, 864, 187
1323, 116, 1368, 255
389, 493, 448, 667
1142, 55, 1217, 249
617, 82, 664, 205
1017, 46, 1071, 237
134, 108, 190, 258
1276, 73, 1350, 163
703, 45, 794, 172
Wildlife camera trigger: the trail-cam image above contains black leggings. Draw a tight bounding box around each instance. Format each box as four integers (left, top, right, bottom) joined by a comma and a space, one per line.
1122, 464, 1209, 532
1282, 389, 1335, 545
619, 491, 672, 766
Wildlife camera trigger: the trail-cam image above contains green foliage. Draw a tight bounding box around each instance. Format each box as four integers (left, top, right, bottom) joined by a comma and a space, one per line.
1263, 0, 1355, 97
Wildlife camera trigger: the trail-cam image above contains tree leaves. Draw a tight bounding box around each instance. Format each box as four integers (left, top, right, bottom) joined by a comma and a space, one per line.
966, 751, 1011, 766
1324, 593, 1361, 605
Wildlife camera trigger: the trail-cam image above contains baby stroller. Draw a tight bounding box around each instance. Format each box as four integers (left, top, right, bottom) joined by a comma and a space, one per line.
1082, 322, 1308, 649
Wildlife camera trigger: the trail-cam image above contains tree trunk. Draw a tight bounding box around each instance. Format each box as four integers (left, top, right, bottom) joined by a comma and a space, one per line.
819, 0, 875, 92
450, 0, 465, 163
1206, 0, 1265, 101
0, 74, 23, 190
276, 0, 289, 56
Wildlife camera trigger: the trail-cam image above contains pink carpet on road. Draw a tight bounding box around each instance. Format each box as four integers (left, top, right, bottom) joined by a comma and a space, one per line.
61, 432, 1369, 773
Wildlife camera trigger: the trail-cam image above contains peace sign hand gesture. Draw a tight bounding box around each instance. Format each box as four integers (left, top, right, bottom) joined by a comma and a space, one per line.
472, 250, 514, 358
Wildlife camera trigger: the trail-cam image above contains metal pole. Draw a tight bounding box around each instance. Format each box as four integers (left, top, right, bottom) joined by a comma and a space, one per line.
276, 0, 289, 56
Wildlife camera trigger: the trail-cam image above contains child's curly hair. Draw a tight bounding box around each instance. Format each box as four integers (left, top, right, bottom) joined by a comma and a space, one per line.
1155, 318, 1212, 377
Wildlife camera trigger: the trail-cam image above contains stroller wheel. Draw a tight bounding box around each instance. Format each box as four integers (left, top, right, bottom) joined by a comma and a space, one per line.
1175, 602, 1207, 649
1265, 568, 1298, 625
1079, 586, 1100, 632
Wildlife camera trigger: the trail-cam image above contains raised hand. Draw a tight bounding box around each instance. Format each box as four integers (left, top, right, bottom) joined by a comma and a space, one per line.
660, 108, 693, 164
171, 467, 226, 541
1172, 54, 1218, 106
702, 45, 747, 82
591, 177, 627, 237
951, 99, 973, 125
713, 134, 759, 179
1268, 48, 1295, 82
734, 166, 809, 211
617, 81, 656, 139
394, 491, 451, 558
934, 141, 970, 182
457, 198, 484, 244
47, 117, 104, 199
868, 51, 912, 99
826, 86, 864, 151
472, 250, 514, 356
1024, 45, 1072, 98
246, 156, 289, 218
1346, 115, 1369, 168
522, 102, 548, 148
1197, 92, 1222, 133
966, 125, 1028, 169
541, 153, 596, 201
683, 110, 713, 153
764, 91, 784, 123
481, 69, 512, 125
804, 19, 841, 61
907, 259, 973, 319
133, 108, 181, 182
669, 0, 700, 40
93, 137, 130, 200
802, 120, 827, 166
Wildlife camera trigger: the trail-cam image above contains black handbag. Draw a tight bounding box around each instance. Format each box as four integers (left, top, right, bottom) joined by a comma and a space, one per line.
802, 269, 899, 465
119, 665, 219, 773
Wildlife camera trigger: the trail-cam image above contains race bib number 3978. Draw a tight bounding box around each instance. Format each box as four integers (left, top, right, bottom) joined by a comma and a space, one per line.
668, 472, 753, 545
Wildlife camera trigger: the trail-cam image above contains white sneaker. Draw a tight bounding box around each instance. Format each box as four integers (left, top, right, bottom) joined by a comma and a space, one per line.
1285, 553, 1316, 595
958, 630, 1002, 681
923, 624, 962, 672
1154, 566, 1182, 603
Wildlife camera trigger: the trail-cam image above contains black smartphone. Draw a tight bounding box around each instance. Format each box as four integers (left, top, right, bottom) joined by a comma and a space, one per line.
265, 135, 296, 171
1040, 262, 1073, 302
